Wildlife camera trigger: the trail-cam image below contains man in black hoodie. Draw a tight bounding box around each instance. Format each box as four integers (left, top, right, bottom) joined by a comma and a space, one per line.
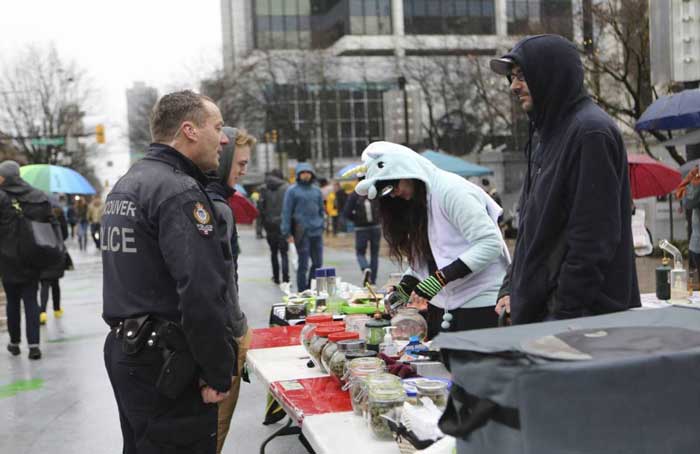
490, 34, 640, 324
259, 169, 289, 284
0, 160, 49, 359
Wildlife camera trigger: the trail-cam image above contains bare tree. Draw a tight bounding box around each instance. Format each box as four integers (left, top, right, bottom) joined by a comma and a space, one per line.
401, 50, 512, 155
0, 44, 93, 164
581, 0, 682, 163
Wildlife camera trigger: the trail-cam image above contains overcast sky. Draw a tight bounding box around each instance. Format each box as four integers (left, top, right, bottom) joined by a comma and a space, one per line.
0, 0, 223, 147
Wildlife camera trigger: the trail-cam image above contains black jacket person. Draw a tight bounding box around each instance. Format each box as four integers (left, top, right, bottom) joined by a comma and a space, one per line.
102, 91, 235, 453
491, 34, 640, 324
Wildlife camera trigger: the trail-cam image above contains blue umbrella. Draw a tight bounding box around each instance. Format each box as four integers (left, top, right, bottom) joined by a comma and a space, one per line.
420, 150, 493, 177
335, 162, 363, 179
635, 89, 700, 131
20, 164, 96, 195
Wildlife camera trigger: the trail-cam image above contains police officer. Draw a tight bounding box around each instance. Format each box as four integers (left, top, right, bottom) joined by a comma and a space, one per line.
102, 90, 237, 454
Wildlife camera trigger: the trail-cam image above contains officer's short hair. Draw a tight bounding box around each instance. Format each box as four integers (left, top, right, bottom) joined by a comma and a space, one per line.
150, 90, 215, 143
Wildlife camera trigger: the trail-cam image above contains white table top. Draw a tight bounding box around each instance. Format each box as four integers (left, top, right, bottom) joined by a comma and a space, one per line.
246, 345, 327, 387
302, 411, 402, 454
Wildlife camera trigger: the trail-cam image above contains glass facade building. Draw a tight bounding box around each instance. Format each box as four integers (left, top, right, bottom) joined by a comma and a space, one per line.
253, 0, 392, 50
403, 0, 496, 35
507, 0, 573, 38
269, 83, 388, 159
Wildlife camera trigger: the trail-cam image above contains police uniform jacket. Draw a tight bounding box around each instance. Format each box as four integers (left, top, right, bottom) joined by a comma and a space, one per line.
101, 143, 236, 393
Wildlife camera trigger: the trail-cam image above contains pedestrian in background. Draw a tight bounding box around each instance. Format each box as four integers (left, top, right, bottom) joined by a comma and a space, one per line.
490, 34, 640, 323
39, 202, 69, 325
325, 184, 339, 236
281, 162, 324, 292
88, 196, 104, 251
206, 126, 254, 454
343, 177, 381, 285
333, 180, 348, 233
0, 160, 50, 360
259, 169, 290, 285
66, 201, 77, 239
102, 90, 236, 453
75, 197, 88, 251
251, 189, 264, 239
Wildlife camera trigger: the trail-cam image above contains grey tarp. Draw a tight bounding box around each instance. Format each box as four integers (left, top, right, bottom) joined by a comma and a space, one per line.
433, 307, 700, 454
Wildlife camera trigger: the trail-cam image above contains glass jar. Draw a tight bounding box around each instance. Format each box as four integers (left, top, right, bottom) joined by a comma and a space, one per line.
367, 377, 406, 439
365, 318, 391, 350
415, 380, 449, 410
308, 325, 345, 370
343, 357, 385, 416
321, 331, 359, 373
300, 314, 334, 353
390, 307, 427, 341
328, 339, 368, 383
345, 314, 370, 339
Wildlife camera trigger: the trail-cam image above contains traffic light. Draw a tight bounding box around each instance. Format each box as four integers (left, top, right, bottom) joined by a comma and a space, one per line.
96, 124, 106, 144
271, 129, 278, 143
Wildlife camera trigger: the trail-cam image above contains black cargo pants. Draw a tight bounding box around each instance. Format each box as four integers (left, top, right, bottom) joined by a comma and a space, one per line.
103, 330, 217, 454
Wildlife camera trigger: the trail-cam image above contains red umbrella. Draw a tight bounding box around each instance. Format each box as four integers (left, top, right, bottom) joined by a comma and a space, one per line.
627, 153, 681, 199
228, 192, 259, 224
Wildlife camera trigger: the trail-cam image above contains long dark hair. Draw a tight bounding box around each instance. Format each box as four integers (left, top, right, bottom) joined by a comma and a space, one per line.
378, 179, 431, 268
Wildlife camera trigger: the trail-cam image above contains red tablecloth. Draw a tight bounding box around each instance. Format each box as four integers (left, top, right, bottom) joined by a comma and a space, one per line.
250, 325, 304, 350
270, 376, 353, 425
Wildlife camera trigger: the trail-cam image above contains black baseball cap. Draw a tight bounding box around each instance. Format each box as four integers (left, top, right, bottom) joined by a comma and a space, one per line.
489, 57, 515, 76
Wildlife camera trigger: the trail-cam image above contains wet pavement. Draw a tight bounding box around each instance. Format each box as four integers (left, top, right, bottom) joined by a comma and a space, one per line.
0, 226, 398, 454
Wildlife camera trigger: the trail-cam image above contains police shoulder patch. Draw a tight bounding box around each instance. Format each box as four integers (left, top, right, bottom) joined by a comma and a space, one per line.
184, 200, 215, 238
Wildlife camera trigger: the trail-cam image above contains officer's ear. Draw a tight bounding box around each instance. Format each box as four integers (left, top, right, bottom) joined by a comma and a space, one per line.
181, 121, 198, 142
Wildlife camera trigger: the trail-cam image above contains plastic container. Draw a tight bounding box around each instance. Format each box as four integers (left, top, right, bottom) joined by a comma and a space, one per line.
390, 307, 427, 340
365, 318, 391, 350
300, 314, 334, 352
345, 314, 370, 339
344, 357, 385, 416
321, 331, 360, 373
315, 268, 328, 295
415, 379, 449, 410
367, 375, 406, 439
329, 339, 370, 383
308, 325, 345, 370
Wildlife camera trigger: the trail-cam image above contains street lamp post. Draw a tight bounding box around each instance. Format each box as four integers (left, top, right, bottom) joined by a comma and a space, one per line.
397, 76, 409, 145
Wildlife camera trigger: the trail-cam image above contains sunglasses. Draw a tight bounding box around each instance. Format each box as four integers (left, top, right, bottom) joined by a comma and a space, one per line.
507, 71, 526, 83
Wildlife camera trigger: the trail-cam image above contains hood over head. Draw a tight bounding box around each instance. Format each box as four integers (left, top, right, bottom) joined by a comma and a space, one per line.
216, 126, 239, 184
295, 162, 315, 180
355, 141, 437, 200
265, 170, 286, 190
491, 34, 587, 138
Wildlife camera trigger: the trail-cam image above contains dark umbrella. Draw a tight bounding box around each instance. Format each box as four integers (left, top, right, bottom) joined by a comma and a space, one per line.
635, 89, 700, 131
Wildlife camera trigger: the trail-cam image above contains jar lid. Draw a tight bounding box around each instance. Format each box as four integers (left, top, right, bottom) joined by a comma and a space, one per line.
337, 339, 365, 351
369, 386, 406, 402
365, 319, 390, 328
415, 380, 448, 393
318, 321, 346, 328
328, 331, 359, 343
345, 350, 377, 360
305, 314, 333, 324
348, 356, 384, 370
315, 326, 345, 337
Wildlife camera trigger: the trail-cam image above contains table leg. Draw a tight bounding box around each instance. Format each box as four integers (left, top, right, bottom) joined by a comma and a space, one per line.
259, 417, 307, 454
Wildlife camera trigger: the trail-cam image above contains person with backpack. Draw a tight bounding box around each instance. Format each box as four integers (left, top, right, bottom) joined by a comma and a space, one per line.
0, 160, 53, 360
39, 204, 69, 325
259, 169, 290, 285
343, 177, 381, 285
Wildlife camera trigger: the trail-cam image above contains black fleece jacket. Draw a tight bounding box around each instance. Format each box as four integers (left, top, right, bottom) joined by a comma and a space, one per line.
498, 34, 640, 324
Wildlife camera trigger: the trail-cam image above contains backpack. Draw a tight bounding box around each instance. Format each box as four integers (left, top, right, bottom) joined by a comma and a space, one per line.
7, 198, 66, 270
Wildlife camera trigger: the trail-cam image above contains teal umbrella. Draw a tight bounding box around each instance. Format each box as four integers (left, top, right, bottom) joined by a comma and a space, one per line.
20, 164, 96, 195
420, 150, 493, 177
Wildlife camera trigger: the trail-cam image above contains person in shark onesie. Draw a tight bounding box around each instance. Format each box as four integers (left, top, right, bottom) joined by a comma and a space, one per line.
354, 141, 510, 339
